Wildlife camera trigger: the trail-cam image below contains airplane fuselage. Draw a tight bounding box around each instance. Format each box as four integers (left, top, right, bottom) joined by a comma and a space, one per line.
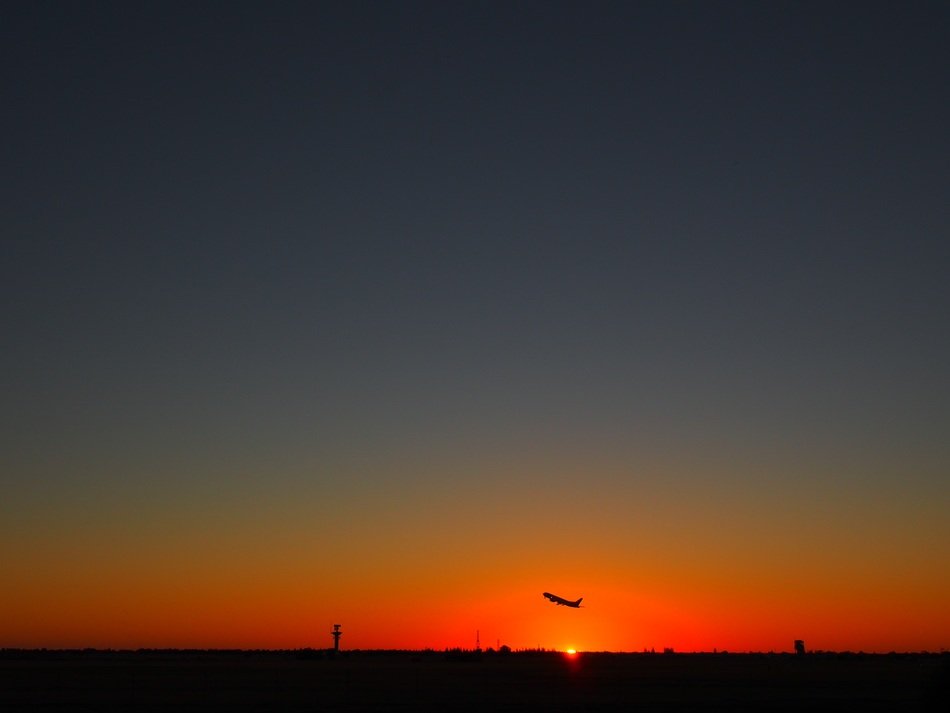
543, 591, 583, 608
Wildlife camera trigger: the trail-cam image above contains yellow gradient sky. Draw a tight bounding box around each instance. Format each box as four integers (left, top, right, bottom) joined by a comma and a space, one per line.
5, 448, 949, 651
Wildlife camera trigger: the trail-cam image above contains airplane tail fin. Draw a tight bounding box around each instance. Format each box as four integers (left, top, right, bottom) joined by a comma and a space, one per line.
576, 598, 583, 606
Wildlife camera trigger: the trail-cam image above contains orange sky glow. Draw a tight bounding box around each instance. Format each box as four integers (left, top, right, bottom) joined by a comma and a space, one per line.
4, 455, 948, 652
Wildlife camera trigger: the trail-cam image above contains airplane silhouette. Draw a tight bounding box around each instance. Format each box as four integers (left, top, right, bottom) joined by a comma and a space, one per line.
543, 592, 583, 608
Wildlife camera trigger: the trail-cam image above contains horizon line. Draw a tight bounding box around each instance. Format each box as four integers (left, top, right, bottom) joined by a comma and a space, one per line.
3, 647, 946, 656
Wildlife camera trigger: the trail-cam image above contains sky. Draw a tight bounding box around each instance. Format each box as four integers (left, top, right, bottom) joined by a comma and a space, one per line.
2, 0, 949, 653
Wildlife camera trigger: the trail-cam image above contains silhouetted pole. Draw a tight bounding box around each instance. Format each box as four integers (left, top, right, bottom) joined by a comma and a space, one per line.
332, 624, 342, 652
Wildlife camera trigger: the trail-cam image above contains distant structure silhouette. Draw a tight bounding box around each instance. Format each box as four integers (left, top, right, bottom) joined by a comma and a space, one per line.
795, 639, 805, 655
332, 624, 342, 652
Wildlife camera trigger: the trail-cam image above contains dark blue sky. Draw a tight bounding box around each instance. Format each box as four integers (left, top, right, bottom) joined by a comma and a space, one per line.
3, 1, 949, 542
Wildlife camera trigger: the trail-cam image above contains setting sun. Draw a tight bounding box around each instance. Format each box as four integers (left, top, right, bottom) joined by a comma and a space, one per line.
565, 649, 577, 656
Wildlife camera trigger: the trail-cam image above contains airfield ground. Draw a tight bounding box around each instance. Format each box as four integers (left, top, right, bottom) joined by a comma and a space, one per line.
1, 649, 946, 711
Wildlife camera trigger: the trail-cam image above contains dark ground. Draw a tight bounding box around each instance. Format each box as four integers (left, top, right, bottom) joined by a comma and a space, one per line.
1, 649, 947, 712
